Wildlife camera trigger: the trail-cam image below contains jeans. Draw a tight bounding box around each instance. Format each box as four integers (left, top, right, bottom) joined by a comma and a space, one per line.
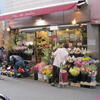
52, 66, 60, 84
0, 67, 2, 76
14, 60, 26, 78
14, 67, 17, 78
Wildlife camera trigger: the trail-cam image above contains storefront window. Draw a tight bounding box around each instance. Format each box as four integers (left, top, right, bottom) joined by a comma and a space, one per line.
50, 24, 87, 48
7, 24, 87, 62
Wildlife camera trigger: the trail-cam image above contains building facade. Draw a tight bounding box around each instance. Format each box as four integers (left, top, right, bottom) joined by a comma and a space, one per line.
0, 0, 100, 60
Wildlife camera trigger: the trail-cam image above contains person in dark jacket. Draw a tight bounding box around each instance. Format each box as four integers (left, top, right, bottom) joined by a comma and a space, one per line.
0, 47, 4, 62
9, 55, 26, 78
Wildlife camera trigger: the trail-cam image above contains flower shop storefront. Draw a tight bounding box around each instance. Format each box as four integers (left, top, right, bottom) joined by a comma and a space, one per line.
4, 24, 98, 87
1, 0, 99, 87
17, 23, 87, 62
2, 22, 99, 88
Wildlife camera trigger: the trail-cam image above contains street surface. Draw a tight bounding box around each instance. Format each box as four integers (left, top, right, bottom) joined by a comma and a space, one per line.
0, 76, 100, 100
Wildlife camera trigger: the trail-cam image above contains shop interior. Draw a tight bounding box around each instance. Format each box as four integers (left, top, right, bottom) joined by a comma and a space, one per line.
13, 23, 87, 62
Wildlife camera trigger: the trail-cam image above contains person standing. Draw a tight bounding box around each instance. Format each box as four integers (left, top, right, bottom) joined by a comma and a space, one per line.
51, 44, 69, 86
0, 59, 3, 80
0, 47, 4, 80
0, 47, 4, 62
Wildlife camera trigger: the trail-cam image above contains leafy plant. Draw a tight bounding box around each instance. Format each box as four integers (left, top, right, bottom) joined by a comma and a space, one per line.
13, 34, 21, 45
41, 48, 52, 64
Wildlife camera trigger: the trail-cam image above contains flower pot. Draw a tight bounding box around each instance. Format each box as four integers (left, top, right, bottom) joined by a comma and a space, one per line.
43, 75, 48, 81
86, 76, 91, 82
81, 73, 87, 82
38, 73, 43, 80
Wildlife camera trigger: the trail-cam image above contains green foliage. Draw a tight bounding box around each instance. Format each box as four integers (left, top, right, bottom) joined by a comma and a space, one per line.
13, 34, 20, 45
41, 48, 51, 64
88, 64, 97, 71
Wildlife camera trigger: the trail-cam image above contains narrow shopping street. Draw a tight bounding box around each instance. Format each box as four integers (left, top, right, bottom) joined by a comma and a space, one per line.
0, 76, 99, 100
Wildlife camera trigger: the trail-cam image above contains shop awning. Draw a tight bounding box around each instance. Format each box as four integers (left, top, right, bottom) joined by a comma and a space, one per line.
0, 1, 78, 20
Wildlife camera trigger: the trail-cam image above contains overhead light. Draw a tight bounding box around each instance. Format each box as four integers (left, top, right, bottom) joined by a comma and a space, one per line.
6, 27, 11, 32
72, 19, 77, 25
81, 23, 87, 26
66, 29, 69, 31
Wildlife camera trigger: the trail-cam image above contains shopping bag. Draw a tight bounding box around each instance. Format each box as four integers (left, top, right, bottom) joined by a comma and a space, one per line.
59, 69, 68, 85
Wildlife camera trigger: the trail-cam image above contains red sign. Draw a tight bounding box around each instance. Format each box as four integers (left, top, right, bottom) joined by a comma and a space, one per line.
0, 2, 77, 20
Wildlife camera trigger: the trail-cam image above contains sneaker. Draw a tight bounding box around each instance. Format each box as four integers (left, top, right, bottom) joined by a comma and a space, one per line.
0, 78, 4, 80
51, 83, 55, 86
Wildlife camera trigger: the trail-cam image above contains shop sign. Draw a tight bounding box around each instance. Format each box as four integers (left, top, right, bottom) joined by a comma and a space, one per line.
88, 39, 96, 46
50, 26, 59, 30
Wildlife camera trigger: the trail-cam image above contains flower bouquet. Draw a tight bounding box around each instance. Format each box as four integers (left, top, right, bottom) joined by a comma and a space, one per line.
69, 67, 80, 83
80, 65, 91, 82
88, 64, 97, 82
42, 65, 53, 82
82, 57, 91, 61
69, 67, 80, 76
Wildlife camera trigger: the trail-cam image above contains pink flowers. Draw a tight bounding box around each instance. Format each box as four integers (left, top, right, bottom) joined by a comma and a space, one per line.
75, 61, 87, 67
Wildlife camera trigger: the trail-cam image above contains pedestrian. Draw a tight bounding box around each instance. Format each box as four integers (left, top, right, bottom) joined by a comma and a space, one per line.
9, 55, 26, 78
0, 59, 3, 80
51, 44, 69, 86
0, 47, 4, 80
0, 47, 4, 63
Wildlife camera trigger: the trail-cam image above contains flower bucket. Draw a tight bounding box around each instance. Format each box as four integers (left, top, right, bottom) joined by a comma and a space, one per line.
38, 73, 43, 80
43, 75, 48, 81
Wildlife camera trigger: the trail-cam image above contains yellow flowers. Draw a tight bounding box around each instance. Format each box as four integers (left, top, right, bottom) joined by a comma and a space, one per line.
42, 69, 52, 76
64, 65, 70, 68
82, 57, 91, 61
69, 67, 80, 76
42, 65, 53, 77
